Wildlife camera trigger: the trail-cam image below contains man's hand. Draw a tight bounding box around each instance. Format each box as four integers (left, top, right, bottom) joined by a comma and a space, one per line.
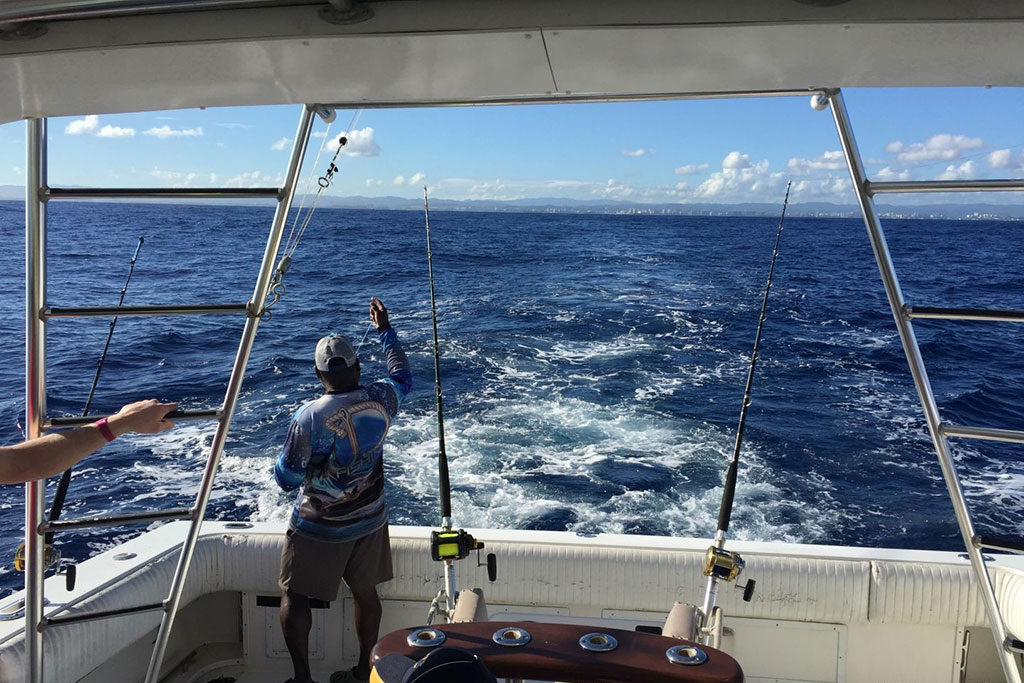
369, 297, 391, 332
108, 399, 178, 436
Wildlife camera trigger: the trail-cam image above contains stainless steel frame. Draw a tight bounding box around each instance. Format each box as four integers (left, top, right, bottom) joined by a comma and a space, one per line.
142, 104, 314, 683
24, 117, 47, 683
21, 106, 315, 683
828, 88, 1023, 683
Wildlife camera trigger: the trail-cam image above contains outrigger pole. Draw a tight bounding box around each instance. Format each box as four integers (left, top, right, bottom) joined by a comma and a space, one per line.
699, 181, 792, 641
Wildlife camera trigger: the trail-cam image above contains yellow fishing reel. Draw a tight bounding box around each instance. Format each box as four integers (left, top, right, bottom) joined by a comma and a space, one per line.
703, 546, 756, 602
13, 542, 60, 572
430, 529, 498, 582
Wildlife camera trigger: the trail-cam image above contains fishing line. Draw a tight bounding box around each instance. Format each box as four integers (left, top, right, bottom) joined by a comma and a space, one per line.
354, 320, 374, 355
263, 108, 363, 318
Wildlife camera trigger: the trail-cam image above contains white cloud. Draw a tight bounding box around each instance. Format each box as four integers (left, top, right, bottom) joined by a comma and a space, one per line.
143, 125, 203, 139
64, 114, 135, 137
65, 115, 99, 135
674, 181, 689, 191
876, 166, 910, 181
215, 122, 255, 130
936, 160, 976, 181
674, 163, 709, 175
209, 173, 217, 183
223, 170, 282, 187
150, 166, 197, 186
328, 127, 380, 156
96, 125, 135, 138
790, 176, 852, 198
270, 137, 291, 151
622, 148, 653, 158
366, 178, 383, 187
886, 134, 983, 163
409, 172, 426, 185
312, 131, 328, 138
12, 166, 22, 176
722, 151, 751, 170
988, 149, 1012, 168
787, 150, 845, 173
393, 175, 406, 186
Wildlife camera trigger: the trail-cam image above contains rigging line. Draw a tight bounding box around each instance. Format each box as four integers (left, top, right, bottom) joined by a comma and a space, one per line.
283, 109, 363, 260
283, 118, 333, 255
423, 185, 452, 526
716, 180, 792, 542
46, 236, 144, 544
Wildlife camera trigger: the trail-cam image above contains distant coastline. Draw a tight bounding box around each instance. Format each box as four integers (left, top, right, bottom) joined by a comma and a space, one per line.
1, 187, 1022, 221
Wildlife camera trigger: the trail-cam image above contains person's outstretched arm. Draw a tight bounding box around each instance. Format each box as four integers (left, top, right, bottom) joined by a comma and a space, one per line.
366, 297, 412, 417
0, 399, 177, 485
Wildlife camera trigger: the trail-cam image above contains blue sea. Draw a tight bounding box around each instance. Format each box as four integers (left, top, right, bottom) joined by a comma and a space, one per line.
0, 199, 1022, 598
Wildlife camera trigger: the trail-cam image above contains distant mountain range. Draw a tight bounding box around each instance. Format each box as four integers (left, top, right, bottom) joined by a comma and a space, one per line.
2, 185, 1022, 220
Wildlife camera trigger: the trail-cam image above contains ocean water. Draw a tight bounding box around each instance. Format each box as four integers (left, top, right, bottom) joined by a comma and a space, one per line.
0, 200, 1022, 598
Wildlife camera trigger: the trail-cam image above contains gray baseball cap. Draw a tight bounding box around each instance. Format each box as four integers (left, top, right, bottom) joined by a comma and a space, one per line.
315, 334, 358, 371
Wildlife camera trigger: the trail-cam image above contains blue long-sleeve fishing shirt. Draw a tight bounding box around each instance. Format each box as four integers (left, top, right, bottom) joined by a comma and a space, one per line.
274, 327, 412, 542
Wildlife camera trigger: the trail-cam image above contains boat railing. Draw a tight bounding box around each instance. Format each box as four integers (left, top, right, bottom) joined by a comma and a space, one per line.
21, 105, 318, 683
826, 88, 1024, 683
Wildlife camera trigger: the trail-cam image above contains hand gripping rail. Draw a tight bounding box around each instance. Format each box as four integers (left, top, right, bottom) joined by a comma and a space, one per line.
22, 105, 316, 683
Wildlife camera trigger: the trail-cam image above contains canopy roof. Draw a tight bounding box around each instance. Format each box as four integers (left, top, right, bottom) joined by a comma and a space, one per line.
2, 0, 1023, 123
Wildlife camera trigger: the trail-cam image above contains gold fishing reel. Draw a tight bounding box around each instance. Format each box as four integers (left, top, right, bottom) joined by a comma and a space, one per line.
13, 542, 60, 572
703, 545, 756, 602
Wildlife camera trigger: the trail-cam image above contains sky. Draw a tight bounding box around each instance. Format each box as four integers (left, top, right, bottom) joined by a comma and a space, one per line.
1, 87, 1023, 205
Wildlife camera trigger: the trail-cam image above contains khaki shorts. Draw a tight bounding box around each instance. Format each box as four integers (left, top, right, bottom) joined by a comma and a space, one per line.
279, 524, 393, 602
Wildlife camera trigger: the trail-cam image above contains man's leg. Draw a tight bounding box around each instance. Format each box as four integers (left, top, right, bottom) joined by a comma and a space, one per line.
350, 586, 382, 681
280, 589, 313, 683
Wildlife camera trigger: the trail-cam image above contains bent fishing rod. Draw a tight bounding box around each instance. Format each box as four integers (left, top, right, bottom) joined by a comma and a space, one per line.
700, 182, 792, 638
45, 236, 145, 544
422, 187, 495, 624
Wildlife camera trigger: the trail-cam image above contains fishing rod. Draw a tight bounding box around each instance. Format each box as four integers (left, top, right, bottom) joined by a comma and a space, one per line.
46, 236, 145, 544
423, 186, 452, 528
421, 186, 495, 624
699, 182, 792, 642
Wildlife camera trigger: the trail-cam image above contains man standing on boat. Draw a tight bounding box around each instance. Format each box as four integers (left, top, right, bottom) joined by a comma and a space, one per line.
274, 297, 412, 683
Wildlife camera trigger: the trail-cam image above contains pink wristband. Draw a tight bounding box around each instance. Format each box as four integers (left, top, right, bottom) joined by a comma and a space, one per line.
95, 417, 116, 442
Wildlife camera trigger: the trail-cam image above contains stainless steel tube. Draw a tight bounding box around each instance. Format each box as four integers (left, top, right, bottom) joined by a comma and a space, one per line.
47, 408, 220, 428
941, 424, 1024, 444
867, 179, 1024, 195
39, 507, 192, 533
143, 105, 315, 683
24, 118, 47, 683
905, 306, 1024, 323
829, 89, 1022, 683
45, 187, 281, 200
44, 303, 247, 318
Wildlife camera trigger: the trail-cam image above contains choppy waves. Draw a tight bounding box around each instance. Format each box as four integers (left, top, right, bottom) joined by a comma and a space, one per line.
0, 204, 1022, 598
